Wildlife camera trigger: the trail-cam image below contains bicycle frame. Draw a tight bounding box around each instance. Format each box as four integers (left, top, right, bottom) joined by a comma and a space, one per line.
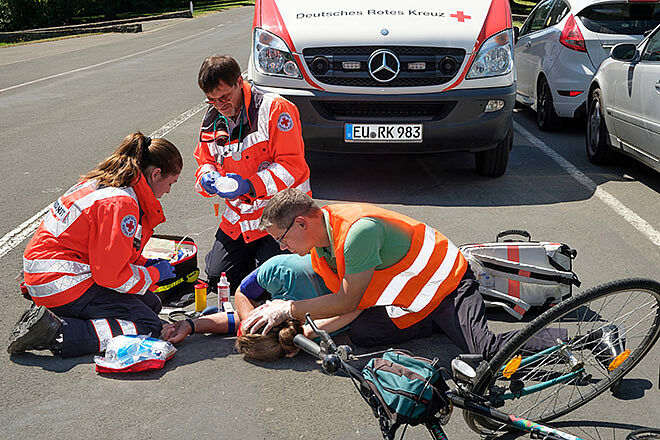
293, 315, 587, 440
495, 341, 588, 402
447, 392, 584, 440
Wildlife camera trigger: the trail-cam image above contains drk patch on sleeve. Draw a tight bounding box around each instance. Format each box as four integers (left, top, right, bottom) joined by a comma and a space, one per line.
277, 112, 293, 132
120, 214, 138, 237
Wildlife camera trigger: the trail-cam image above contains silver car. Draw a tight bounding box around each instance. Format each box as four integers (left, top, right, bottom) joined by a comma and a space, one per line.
515, 0, 660, 131
586, 23, 660, 173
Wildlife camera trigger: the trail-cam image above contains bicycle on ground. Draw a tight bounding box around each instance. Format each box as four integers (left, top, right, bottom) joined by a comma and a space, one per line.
293, 278, 660, 440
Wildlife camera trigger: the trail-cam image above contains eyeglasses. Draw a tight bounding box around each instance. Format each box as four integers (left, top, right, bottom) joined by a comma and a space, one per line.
204, 85, 237, 106
204, 94, 233, 106
275, 218, 296, 245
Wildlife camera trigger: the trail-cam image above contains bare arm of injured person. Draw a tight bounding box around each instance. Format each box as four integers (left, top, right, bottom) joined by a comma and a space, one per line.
160, 286, 361, 344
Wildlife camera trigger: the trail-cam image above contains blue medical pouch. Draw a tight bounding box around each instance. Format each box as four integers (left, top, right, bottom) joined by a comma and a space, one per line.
361, 350, 447, 426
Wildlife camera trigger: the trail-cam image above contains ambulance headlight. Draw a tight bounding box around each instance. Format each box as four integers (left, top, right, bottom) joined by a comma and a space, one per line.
253, 28, 302, 78
467, 29, 514, 79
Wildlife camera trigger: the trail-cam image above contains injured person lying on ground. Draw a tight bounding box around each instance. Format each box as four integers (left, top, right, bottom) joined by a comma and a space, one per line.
159, 254, 361, 361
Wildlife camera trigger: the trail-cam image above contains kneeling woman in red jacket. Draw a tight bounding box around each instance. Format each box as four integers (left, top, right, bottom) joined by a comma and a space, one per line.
8, 132, 182, 358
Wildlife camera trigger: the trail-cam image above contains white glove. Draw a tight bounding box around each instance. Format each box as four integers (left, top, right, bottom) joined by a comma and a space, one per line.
242, 300, 293, 335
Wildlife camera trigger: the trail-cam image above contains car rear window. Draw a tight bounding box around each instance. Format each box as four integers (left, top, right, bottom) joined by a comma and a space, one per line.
578, 3, 660, 35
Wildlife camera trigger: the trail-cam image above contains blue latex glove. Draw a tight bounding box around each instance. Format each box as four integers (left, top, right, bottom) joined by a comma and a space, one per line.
145, 258, 165, 267
217, 173, 251, 200
200, 171, 221, 195
152, 260, 176, 283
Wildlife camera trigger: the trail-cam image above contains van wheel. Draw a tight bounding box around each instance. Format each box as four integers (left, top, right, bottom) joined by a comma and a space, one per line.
586, 88, 614, 164
537, 77, 561, 131
475, 126, 512, 177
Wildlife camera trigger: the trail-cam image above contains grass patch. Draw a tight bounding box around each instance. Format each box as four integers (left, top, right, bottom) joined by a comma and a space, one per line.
193, 0, 254, 17
70, 10, 182, 24
0, 32, 105, 48
0, 1, 254, 47
511, 0, 538, 17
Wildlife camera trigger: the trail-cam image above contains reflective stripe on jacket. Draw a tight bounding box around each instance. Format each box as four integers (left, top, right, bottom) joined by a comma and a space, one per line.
310, 204, 468, 329
23, 175, 164, 308
194, 81, 311, 243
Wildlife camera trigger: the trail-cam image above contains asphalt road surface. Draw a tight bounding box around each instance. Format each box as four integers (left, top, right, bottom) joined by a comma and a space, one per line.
1, 7, 658, 440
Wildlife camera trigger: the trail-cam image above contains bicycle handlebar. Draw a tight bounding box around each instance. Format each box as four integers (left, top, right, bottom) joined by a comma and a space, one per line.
293, 334, 322, 358
292, 316, 366, 383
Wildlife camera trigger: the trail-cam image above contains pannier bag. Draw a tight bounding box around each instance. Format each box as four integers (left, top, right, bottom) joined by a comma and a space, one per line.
141, 234, 199, 305
459, 229, 580, 320
361, 350, 449, 428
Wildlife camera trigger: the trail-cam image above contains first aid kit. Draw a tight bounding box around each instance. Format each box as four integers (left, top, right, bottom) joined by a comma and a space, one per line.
459, 230, 581, 320
94, 335, 176, 373
142, 234, 199, 306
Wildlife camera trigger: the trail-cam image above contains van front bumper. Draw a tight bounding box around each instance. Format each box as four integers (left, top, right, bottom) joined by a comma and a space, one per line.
258, 84, 515, 154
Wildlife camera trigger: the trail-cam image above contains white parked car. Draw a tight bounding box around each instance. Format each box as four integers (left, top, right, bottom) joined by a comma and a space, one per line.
586, 23, 660, 173
248, 0, 516, 176
514, 0, 660, 131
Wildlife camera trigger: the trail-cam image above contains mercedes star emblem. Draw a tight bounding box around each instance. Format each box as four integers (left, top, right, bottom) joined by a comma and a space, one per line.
367, 49, 400, 83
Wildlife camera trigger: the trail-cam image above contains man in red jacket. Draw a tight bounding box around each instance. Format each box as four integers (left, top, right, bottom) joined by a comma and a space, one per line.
193, 55, 311, 294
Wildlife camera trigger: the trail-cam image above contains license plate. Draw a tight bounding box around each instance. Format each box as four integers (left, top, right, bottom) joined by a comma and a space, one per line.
344, 123, 423, 143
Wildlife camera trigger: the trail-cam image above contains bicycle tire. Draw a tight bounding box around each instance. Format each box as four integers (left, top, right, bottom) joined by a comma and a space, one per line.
464, 278, 660, 435
627, 428, 660, 440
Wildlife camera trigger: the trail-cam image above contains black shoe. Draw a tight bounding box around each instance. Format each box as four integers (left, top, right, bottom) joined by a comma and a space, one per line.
588, 324, 626, 370
7, 305, 63, 355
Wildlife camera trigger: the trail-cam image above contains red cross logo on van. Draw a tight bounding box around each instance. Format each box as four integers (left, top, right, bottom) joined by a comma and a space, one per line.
451, 11, 471, 22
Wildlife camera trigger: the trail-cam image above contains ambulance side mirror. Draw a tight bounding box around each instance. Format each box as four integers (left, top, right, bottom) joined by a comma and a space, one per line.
513, 26, 520, 43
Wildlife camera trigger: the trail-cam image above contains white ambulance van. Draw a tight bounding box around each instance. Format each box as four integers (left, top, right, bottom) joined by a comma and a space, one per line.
248, 0, 515, 176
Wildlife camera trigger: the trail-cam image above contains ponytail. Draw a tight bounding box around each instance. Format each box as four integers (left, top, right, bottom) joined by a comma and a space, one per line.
82, 132, 182, 187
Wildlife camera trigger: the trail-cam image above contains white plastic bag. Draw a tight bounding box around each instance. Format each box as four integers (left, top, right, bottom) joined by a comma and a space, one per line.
94, 334, 176, 373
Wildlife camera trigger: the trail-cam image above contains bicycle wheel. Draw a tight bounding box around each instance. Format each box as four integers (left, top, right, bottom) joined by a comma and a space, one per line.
464, 278, 660, 435
627, 428, 660, 440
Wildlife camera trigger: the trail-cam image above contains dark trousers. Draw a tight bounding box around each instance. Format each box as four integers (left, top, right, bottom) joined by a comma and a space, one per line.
349, 268, 567, 360
205, 227, 286, 294
51, 284, 163, 358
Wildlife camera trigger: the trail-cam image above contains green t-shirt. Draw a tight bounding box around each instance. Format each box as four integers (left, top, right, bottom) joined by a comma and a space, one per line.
315, 212, 411, 275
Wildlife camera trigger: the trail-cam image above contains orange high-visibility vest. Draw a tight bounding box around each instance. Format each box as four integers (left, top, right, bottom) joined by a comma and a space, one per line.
311, 204, 467, 329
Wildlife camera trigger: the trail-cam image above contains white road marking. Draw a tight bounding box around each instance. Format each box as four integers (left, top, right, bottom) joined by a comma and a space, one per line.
515, 122, 660, 247
0, 26, 220, 94
0, 101, 208, 260
0, 207, 51, 260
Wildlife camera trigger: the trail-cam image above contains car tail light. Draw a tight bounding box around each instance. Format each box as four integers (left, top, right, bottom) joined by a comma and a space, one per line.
558, 90, 584, 97
560, 15, 587, 52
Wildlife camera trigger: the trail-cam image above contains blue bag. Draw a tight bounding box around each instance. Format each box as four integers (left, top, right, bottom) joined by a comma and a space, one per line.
361, 350, 447, 427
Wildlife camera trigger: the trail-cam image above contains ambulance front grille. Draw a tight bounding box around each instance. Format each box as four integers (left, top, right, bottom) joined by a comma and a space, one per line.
315, 101, 457, 120
302, 46, 466, 87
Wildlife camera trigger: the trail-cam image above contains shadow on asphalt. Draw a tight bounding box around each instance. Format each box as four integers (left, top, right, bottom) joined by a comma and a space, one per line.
306, 108, 660, 207
236, 332, 462, 375
9, 351, 94, 373
613, 378, 654, 400
8, 333, 239, 378
6, 332, 460, 377
515, 107, 660, 195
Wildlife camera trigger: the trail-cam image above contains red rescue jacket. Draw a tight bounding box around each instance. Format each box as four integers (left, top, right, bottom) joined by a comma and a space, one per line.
194, 81, 311, 243
23, 175, 164, 308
